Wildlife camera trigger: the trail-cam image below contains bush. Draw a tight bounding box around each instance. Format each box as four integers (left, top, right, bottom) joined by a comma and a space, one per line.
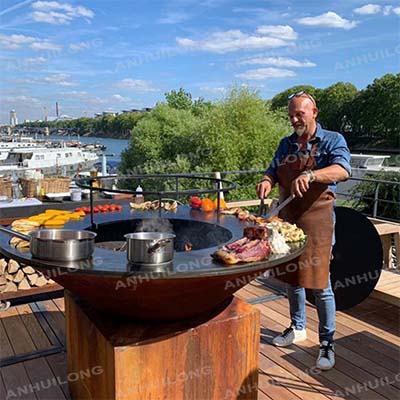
350, 171, 400, 221
120, 87, 291, 200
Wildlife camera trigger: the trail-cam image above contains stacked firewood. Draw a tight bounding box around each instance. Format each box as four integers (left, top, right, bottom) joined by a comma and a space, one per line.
0, 258, 54, 293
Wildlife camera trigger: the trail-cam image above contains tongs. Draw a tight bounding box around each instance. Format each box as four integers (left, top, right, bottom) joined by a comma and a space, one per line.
259, 194, 295, 220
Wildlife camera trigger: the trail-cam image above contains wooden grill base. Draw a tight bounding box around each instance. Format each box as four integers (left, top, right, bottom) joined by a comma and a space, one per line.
65, 291, 260, 400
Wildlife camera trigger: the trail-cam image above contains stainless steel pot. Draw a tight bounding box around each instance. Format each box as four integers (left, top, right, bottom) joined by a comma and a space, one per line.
0, 226, 96, 261
124, 232, 175, 264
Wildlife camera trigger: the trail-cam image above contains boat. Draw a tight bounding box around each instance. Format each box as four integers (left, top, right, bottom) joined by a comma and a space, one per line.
337, 153, 400, 197
0, 146, 99, 178
0, 136, 42, 162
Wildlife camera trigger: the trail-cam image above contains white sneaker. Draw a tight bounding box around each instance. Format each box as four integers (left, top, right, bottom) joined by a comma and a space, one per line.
316, 341, 335, 370
272, 325, 307, 347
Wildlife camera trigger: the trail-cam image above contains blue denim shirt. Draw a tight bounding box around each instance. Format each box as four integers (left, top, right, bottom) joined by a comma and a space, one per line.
265, 123, 351, 193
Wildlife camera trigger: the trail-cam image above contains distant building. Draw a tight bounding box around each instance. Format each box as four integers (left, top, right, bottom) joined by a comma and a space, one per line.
10, 110, 18, 126
142, 107, 153, 112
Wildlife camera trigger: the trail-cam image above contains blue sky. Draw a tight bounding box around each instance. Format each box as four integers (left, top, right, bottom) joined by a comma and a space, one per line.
0, 0, 399, 123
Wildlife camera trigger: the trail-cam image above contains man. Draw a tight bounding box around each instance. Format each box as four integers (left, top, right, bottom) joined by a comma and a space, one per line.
256, 91, 351, 370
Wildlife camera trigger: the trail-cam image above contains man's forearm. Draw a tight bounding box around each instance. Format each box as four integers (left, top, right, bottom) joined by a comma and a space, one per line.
313, 164, 349, 184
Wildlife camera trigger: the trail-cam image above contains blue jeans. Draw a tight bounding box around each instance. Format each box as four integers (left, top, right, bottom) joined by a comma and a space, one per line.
286, 278, 336, 343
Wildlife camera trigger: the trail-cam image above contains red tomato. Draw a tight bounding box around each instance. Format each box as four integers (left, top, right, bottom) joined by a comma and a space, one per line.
75, 207, 83, 212
110, 206, 116, 212
189, 196, 202, 209
93, 207, 100, 213
115, 205, 122, 211
83, 207, 90, 214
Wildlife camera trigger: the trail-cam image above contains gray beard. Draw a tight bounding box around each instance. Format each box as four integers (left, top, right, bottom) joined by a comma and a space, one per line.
295, 126, 307, 137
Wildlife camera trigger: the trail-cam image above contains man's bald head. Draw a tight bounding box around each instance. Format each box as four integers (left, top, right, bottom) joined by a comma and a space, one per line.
287, 94, 318, 139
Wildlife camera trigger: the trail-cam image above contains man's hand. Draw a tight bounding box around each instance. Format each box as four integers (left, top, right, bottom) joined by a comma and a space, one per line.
256, 179, 273, 199
291, 174, 311, 198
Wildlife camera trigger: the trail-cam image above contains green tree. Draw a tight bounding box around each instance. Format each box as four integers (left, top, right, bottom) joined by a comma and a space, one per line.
165, 88, 193, 110
348, 73, 400, 147
120, 87, 290, 200
317, 82, 358, 132
271, 85, 319, 110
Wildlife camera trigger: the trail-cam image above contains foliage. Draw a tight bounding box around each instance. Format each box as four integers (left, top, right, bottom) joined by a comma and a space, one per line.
165, 88, 193, 110
350, 171, 400, 221
270, 85, 319, 110
316, 82, 358, 133
120, 87, 291, 200
344, 73, 400, 147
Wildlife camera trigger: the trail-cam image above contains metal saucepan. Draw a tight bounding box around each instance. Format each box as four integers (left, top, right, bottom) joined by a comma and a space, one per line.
124, 232, 175, 264
0, 226, 96, 261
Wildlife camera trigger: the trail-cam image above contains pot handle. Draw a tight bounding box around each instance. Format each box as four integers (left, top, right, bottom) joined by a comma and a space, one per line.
147, 239, 171, 255
0, 225, 31, 241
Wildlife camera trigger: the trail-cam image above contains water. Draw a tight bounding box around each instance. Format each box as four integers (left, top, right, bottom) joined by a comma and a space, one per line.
50, 135, 129, 161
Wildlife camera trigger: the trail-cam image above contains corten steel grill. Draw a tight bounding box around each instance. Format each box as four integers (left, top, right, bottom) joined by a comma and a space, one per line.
0, 175, 307, 321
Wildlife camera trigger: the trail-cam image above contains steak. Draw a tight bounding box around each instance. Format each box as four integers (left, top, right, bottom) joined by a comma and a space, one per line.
212, 226, 271, 265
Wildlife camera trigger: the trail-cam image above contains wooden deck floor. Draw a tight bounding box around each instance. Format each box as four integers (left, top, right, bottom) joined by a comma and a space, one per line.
1, 283, 399, 400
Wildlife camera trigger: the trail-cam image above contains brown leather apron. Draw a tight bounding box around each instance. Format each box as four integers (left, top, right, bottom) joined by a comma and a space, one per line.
273, 141, 335, 289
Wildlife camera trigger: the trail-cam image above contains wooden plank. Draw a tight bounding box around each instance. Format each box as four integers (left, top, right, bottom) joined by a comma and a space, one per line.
45, 352, 71, 400
250, 281, 400, 345
0, 374, 7, 400
1, 305, 37, 354
35, 300, 66, 346
246, 286, 399, 371
259, 341, 357, 400
371, 290, 400, 307
238, 291, 384, 400
16, 304, 52, 350
0, 320, 14, 358
241, 286, 400, 399
52, 297, 65, 314
23, 358, 67, 400
1, 363, 38, 399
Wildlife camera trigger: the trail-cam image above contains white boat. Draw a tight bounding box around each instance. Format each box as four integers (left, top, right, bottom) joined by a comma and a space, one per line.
337, 153, 400, 197
0, 146, 98, 178
0, 137, 42, 162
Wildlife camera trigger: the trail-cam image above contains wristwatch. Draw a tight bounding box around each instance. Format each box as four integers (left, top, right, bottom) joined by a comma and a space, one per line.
301, 170, 316, 183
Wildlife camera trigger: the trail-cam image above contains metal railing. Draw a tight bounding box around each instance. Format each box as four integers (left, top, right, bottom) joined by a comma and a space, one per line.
177, 169, 399, 223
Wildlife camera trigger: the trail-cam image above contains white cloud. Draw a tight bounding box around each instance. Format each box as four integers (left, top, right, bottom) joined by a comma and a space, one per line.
176, 25, 297, 53
60, 90, 88, 97
23, 56, 47, 65
30, 40, 61, 51
158, 12, 191, 24
3, 95, 42, 105
69, 41, 90, 51
353, 4, 381, 15
115, 78, 158, 92
112, 94, 130, 102
31, 1, 94, 25
238, 56, 315, 68
383, 5, 393, 15
200, 86, 226, 95
0, 33, 61, 51
393, 6, 400, 15
255, 25, 298, 41
235, 67, 296, 80
297, 12, 358, 30
44, 73, 76, 86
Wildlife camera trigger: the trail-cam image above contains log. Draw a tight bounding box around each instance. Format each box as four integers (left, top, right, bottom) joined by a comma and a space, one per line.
13, 269, 25, 283
7, 259, 20, 274
22, 266, 36, 274
35, 275, 48, 287
3, 281, 17, 292
27, 273, 39, 286
18, 278, 31, 290
0, 276, 7, 285
0, 259, 7, 274
5, 273, 14, 281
